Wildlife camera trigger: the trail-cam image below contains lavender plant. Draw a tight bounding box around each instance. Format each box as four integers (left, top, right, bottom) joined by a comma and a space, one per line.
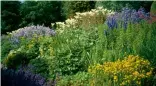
8, 25, 55, 45
1, 67, 47, 86
1, 64, 58, 86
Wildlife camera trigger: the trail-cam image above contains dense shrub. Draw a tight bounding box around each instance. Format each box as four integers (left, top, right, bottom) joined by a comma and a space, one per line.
3, 50, 29, 69
62, 1, 95, 19
1, 25, 55, 63
4, 36, 55, 77
8, 25, 55, 46
1, 35, 14, 60
139, 23, 156, 66
57, 72, 90, 86
51, 28, 97, 76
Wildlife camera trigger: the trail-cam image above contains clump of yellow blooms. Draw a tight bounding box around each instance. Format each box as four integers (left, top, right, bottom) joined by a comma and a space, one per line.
88, 55, 153, 86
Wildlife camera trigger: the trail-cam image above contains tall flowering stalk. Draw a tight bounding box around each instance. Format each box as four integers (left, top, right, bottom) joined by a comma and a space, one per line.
54, 7, 114, 33
106, 7, 150, 29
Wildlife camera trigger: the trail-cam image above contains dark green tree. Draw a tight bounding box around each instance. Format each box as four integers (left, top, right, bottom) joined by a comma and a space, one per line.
1, 1, 21, 34
19, 1, 64, 27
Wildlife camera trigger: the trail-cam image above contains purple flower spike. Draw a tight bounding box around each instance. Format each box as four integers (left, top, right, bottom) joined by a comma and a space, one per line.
105, 7, 150, 30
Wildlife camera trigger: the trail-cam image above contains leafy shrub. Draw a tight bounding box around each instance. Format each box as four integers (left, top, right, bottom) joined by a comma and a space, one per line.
57, 72, 91, 86
1, 35, 14, 61
2, 25, 55, 69
1, 26, 55, 61
62, 1, 95, 19
51, 28, 97, 76
29, 57, 51, 79
139, 23, 156, 66
3, 50, 29, 69
3, 34, 55, 75
88, 55, 153, 86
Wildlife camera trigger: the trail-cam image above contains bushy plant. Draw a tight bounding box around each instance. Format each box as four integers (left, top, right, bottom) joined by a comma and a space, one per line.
139, 23, 156, 66
1, 35, 14, 61
57, 72, 91, 86
8, 25, 55, 44
1, 25, 55, 60
51, 28, 97, 76
88, 55, 153, 86
3, 50, 29, 69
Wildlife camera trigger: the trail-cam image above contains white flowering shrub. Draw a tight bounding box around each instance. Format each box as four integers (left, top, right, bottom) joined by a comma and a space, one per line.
53, 7, 114, 33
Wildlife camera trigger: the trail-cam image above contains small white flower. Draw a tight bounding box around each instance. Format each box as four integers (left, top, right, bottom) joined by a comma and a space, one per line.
97, 6, 103, 10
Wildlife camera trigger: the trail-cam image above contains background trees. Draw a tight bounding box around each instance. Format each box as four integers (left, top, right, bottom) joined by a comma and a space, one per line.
1, 1, 21, 34
19, 1, 64, 27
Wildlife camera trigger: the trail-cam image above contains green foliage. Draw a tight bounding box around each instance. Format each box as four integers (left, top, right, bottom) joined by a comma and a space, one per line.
3, 50, 29, 69
20, 1, 64, 27
1, 35, 13, 61
1, 1, 21, 34
57, 72, 91, 86
28, 36, 55, 78
139, 23, 156, 66
62, 1, 95, 19
84, 21, 156, 67
95, 1, 153, 11
51, 28, 97, 76
29, 57, 50, 78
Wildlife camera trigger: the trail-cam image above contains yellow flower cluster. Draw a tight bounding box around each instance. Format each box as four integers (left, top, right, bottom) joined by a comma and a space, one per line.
88, 55, 153, 86
52, 7, 114, 33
